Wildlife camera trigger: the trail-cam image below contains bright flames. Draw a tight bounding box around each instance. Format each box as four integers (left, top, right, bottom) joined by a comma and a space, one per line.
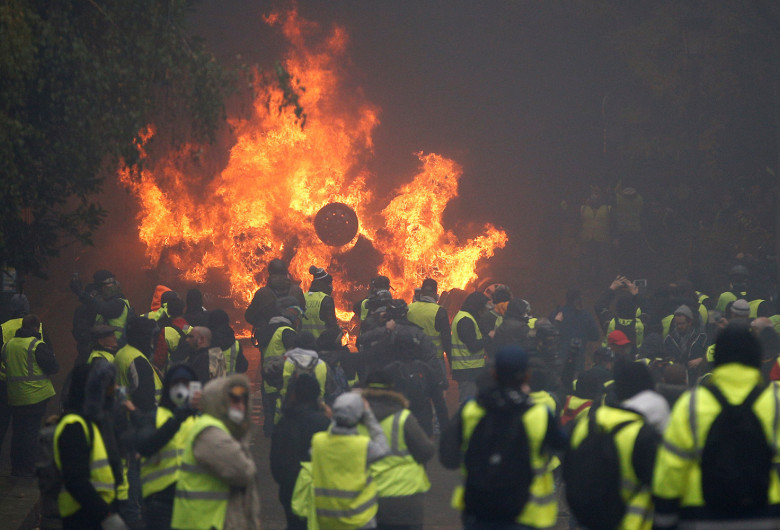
119, 8, 507, 322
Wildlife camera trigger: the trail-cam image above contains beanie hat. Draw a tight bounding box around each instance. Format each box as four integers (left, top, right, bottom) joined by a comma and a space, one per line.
268, 259, 288, 275
673, 305, 694, 321
309, 265, 331, 282
731, 299, 750, 318
93, 269, 114, 284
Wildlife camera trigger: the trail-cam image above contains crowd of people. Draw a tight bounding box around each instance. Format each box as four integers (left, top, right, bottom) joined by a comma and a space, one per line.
1, 255, 780, 529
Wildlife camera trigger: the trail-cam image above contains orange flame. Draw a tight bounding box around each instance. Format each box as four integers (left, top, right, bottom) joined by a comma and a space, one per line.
119, 8, 507, 320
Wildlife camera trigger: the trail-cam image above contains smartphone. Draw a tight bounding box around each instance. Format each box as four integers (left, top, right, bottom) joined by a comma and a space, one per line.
634, 279, 648, 288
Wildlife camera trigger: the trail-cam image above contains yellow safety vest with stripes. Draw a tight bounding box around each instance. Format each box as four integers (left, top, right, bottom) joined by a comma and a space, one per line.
264, 326, 294, 392
1, 336, 55, 406
312, 429, 378, 529
1, 318, 42, 344
302, 292, 328, 338
570, 406, 654, 529
114, 344, 163, 403
450, 312, 486, 371
407, 301, 445, 359
653, 364, 780, 517
275, 358, 329, 424
171, 414, 232, 530
453, 399, 557, 527
223, 339, 241, 375
87, 349, 115, 365
140, 407, 196, 498
359, 409, 430, 498
54, 414, 116, 517
494, 316, 537, 331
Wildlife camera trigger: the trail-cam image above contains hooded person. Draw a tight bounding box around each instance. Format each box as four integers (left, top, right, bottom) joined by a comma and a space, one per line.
309, 391, 390, 529
114, 316, 162, 413
208, 309, 248, 375
54, 362, 126, 529
274, 332, 330, 424
359, 369, 435, 529
270, 373, 331, 530
664, 304, 707, 384
450, 292, 491, 403
171, 374, 260, 530
141, 286, 175, 321
183, 288, 209, 328
244, 259, 306, 339
134, 365, 199, 529
303, 266, 343, 350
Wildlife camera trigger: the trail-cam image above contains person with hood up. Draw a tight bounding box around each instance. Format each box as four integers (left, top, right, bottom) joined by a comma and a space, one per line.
450, 292, 492, 404
2, 313, 58, 477
302, 266, 343, 350
245, 258, 306, 340
309, 391, 390, 529
115, 316, 162, 412
274, 332, 330, 424
663, 304, 707, 385
270, 373, 331, 530
208, 309, 248, 376
134, 364, 200, 529
361, 369, 435, 529
171, 374, 260, 530
567, 361, 666, 530
184, 288, 209, 328
54, 362, 126, 529
141, 287, 177, 321
71, 269, 132, 347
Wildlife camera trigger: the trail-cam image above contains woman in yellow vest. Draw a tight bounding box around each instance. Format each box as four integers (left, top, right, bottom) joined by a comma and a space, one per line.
440, 345, 565, 529
171, 374, 260, 529
55, 362, 125, 529
310, 391, 390, 529
135, 365, 199, 529
2, 314, 58, 477
361, 370, 435, 528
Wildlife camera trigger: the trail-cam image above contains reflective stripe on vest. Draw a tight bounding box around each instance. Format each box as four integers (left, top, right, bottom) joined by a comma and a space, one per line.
407, 301, 444, 358
450, 311, 485, 370
171, 415, 231, 529
312, 430, 378, 528
456, 401, 557, 527
140, 407, 195, 498
264, 326, 294, 392
224, 340, 239, 375
359, 409, 431, 497
2, 337, 55, 406
302, 291, 327, 338
54, 414, 116, 517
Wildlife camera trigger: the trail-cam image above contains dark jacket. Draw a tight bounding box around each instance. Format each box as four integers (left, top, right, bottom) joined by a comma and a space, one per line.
493, 299, 533, 353
244, 275, 306, 327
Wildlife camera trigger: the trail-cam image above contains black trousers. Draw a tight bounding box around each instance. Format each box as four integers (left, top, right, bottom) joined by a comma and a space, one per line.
10, 399, 48, 476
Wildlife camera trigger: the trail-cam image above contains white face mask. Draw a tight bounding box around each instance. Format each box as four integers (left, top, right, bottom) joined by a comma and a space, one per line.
227, 407, 245, 424
170, 384, 189, 407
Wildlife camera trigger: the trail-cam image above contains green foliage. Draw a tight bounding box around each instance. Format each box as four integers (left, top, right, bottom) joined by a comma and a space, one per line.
0, 0, 230, 276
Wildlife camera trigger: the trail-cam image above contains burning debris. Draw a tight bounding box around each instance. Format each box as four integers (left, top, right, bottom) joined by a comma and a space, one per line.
118, 8, 507, 319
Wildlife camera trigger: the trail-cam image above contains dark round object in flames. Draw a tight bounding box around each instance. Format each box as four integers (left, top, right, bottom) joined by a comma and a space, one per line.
314, 202, 359, 246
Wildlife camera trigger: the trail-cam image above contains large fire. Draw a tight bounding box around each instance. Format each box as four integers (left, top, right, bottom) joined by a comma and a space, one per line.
118, 8, 507, 323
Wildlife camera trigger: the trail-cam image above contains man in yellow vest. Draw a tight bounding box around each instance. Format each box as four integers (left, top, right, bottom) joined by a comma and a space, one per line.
303, 266, 343, 350
87, 325, 121, 365
55, 362, 125, 528
71, 269, 132, 347
353, 275, 391, 332
171, 374, 260, 529
362, 369, 435, 528
115, 317, 162, 413
134, 364, 199, 528
439, 345, 565, 529
653, 324, 780, 528
208, 309, 248, 375
2, 313, 58, 477
407, 278, 452, 377
451, 292, 492, 404
310, 391, 390, 529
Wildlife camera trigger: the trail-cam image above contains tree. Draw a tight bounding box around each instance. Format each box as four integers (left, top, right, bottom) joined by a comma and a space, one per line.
0, 0, 230, 277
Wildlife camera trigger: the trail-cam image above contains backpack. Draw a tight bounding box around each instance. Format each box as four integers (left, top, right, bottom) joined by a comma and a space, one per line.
207, 346, 226, 379
564, 408, 635, 529
463, 401, 532, 522
384, 360, 428, 408
700, 383, 772, 515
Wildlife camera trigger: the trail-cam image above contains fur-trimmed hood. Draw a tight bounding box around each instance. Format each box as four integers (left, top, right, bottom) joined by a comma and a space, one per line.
362, 387, 408, 422
201, 374, 252, 439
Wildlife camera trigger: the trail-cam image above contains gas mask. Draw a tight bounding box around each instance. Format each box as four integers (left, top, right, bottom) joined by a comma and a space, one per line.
170, 384, 189, 407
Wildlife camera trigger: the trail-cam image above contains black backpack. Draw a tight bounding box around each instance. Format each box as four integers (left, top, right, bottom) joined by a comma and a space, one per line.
384, 360, 428, 408
564, 407, 635, 529
463, 400, 532, 522
700, 383, 772, 515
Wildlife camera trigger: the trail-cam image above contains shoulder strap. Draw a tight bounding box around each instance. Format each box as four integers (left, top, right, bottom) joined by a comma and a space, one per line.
706, 383, 764, 410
